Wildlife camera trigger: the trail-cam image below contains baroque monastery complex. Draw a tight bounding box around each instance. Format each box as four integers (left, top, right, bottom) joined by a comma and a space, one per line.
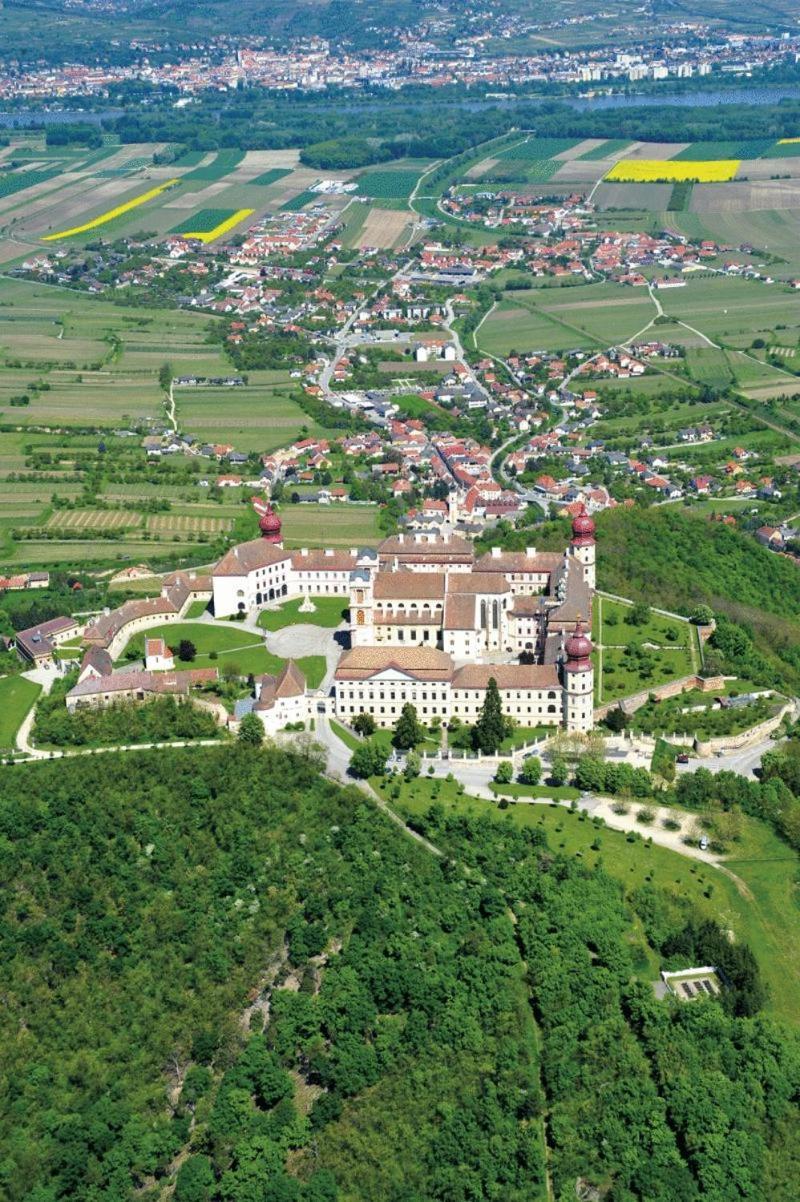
67, 502, 596, 734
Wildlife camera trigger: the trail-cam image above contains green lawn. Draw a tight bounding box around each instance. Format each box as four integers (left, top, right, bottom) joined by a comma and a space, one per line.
331, 719, 439, 756
257, 596, 348, 631
382, 777, 800, 1024
184, 599, 210, 619
594, 594, 697, 703
489, 782, 580, 801
116, 621, 326, 686
595, 595, 693, 649
498, 725, 552, 753
597, 646, 695, 704
0, 675, 41, 750
330, 718, 360, 751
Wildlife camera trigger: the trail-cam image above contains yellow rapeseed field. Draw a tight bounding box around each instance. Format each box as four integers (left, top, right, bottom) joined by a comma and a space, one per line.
605, 159, 740, 183
181, 208, 254, 244
42, 179, 179, 241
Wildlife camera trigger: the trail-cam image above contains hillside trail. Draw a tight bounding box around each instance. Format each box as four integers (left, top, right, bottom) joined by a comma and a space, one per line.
165, 380, 177, 433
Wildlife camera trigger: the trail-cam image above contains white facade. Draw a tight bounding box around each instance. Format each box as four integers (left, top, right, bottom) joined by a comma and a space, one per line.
333, 658, 572, 730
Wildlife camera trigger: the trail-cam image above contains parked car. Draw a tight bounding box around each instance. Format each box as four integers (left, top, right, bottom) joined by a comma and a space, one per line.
699, 835, 709, 851
677, 753, 690, 764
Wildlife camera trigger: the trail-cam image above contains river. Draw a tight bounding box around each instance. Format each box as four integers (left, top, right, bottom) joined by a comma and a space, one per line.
0, 82, 797, 128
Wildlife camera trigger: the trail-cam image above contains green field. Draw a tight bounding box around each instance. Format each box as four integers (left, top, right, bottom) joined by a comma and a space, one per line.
97, 157, 151, 178
279, 503, 383, 547
520, 159, 561, 183
280, 189, 317, 212
672, 139, 774, 160
685, 345, 735, 388
173, 149, 206, 167
0, 167, 60, 198
179, 149, 245, 182
764, 140, 800, 158
0, 675, 41, 750
658, 276, 800, 342
168, 207, 240, 235
477, 283, 657, 356
497, 137, 579, 160
174, 380, 332, 452
249, 167, 292, 186
355, 169, 421, 199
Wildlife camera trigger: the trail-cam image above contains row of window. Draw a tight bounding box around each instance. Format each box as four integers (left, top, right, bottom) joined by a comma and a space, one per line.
339, 703, 561, 718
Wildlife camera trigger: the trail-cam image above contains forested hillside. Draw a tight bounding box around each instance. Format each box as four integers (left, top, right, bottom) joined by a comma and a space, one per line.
0, 747, 543, 1202
594, 507, 800, 688
2, 747, 800, 1200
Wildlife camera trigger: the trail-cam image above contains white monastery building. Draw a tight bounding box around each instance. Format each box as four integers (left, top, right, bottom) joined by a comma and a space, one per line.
208, 503, 597, 733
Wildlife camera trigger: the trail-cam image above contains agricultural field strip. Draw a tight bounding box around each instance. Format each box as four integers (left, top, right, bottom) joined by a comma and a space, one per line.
42, 179, 180, 241
606, 159, 741, 183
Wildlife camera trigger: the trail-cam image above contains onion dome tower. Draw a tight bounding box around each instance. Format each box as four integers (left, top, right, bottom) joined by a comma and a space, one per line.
570, 505, 596, 590
564, 620, 592, 672
259, 504, 282, 544
563, 617, 594, 733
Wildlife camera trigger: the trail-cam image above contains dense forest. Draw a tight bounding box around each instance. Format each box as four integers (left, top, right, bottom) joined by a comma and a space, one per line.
2, 745, 800, 1200
93, 89, 800, 165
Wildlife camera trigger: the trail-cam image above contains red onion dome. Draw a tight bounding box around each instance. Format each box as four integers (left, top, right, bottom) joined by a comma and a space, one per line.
565, 620, 592, 670
259, 505, 282, 543
571, 505, 596, 545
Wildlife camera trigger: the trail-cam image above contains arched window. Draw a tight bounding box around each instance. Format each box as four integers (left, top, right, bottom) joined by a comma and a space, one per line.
481, 600, 487, 628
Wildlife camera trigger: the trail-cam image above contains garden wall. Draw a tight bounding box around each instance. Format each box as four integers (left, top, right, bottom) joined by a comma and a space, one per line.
594, 674, 726, 722
693, 702, 794, 757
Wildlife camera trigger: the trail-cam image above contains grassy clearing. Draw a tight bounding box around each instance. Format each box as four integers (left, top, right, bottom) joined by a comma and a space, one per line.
330, 718, 359, 750
384, 777, 800, 1024
594, 594, 696, 704
0, 675, 41, 749
489, 782, 581, 800
595, 595, 693, 649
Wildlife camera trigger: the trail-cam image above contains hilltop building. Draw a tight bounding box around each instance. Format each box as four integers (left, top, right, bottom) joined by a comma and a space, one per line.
209, 505, 597, 732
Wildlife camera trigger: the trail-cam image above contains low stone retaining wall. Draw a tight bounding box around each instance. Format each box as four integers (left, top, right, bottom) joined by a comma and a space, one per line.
595, 674, 726, 722
693, 702, 793, 757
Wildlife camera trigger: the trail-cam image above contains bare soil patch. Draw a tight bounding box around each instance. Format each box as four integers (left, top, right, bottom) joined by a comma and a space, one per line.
357, 207, 410, 248
691, 180, 800, 212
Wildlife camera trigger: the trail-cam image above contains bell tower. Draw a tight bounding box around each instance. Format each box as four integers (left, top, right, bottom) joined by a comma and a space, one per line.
562, 618, 594, 733
349, 569, 374, 647
570, 505, 596, 590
